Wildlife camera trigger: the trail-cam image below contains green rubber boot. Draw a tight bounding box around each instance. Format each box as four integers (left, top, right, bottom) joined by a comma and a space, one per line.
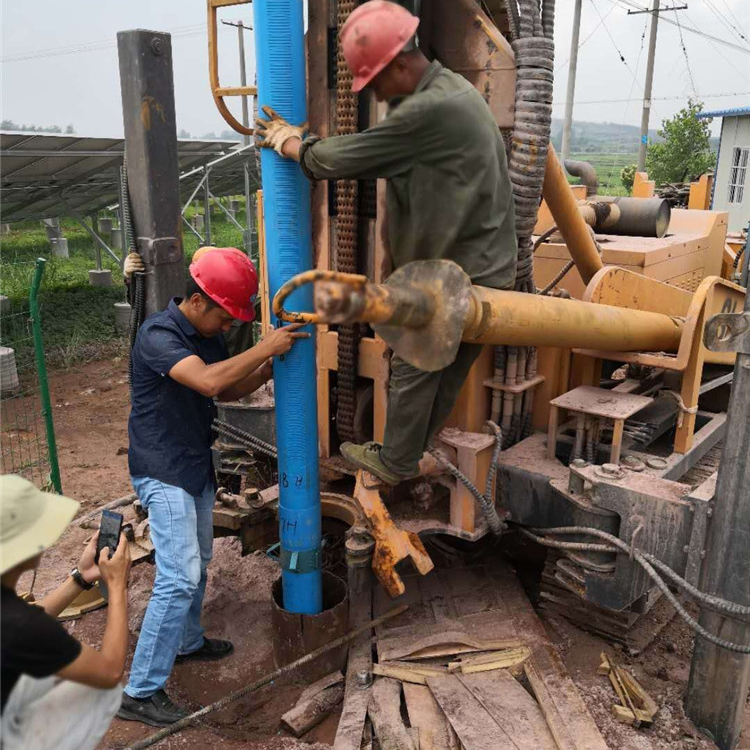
340, 441, 404, 486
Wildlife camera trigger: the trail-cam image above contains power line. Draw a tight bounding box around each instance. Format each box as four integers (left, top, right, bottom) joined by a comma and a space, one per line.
675, 10, 698, 96
701, 0, 748, 45
718, 0, 747, 37
682, 8, 750, 76
0, 25, 229, 64
550, 90, 750, 105
614, 0, 750, 54
555, 2, 618, 73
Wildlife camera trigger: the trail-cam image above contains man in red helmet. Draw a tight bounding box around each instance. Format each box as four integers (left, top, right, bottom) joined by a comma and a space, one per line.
256, 0, 517, 486
119, 248, 307, 726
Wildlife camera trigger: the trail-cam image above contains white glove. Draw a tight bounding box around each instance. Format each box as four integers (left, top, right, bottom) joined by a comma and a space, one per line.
123, 252, 145, 280
255, 105, 308, 156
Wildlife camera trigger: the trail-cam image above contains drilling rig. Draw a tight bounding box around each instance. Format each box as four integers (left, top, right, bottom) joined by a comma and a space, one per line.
204, 1, 750, 747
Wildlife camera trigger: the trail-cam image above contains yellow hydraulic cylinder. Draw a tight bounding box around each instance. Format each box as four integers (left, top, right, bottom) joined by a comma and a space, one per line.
274, 261, 685, 372
543, 145, 604, 285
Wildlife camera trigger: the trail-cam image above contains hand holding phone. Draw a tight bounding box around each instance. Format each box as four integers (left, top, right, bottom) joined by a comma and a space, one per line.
96, 510, 124, 565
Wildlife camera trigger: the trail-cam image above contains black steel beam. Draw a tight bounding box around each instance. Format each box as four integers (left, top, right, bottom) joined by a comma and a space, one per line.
685, 290, 750, 749
117, 29, 185, 315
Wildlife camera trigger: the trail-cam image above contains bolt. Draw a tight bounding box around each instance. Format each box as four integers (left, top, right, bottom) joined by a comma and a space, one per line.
621, 456, 645, 472
683, 545, 690, 553
151, 37, 164, 56
570, 459, 588, 469
601, 463, 620, 475
356, 669, 372, 689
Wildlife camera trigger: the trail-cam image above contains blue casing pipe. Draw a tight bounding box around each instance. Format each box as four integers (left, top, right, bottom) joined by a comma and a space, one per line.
253, 0, 322, 614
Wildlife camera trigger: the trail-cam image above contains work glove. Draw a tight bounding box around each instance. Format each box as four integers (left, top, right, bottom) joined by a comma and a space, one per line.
123, 251, 145, 280
255, 106, 308, 156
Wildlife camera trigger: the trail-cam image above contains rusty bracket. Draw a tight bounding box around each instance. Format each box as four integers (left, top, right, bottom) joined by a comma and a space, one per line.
137, 236, 182, 266
704, 311, 750, 354
353, 470, 434, 598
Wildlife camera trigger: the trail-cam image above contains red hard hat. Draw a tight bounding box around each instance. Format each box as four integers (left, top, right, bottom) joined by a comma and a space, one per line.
340, 1, 420, 93
189, 247, 258, 322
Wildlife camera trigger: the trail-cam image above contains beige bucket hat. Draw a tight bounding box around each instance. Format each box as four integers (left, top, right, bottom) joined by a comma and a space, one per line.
0, 475, 79, 575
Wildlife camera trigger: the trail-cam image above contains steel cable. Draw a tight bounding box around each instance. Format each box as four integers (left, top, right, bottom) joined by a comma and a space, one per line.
520, 526, 750, 653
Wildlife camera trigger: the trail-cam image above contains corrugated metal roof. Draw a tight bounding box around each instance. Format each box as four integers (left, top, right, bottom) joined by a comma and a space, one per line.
0, 131, 258, 223
696, 107, 750, 119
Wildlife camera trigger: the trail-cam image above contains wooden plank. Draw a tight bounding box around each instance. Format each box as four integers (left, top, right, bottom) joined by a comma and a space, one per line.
281, 683, 345, 737
457, 671, 558, 750
426, 674, 515, 750
449, 646, 531, 674
298, 670, 344, 705
403, 683, 458, 750
368, 678, 417, 750
373, 662, 448, 685
524, 645, 609, 750
379, 629, 522, 663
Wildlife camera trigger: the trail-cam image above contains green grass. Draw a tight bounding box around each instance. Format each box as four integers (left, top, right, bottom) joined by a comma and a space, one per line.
0, 207, 249, 370
566, 152, 636, 197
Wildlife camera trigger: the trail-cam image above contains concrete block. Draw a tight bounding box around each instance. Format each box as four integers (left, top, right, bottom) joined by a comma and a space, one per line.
194, 214, 205, 232
114, 302, 132, 334
1, 224, 11, 236
50, 238, 69, 258
0, 295, 10, 315
112, 228, 123, 250
0, 346, 20, 393
89, 269, 113, 287
98, 217, 113, 237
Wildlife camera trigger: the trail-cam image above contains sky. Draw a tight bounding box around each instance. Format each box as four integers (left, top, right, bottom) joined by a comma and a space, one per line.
1, 0, 748, 140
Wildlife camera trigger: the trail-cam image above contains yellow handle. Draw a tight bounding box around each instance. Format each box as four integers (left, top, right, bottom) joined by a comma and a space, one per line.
272, 270, 369, 324
207, 0, 255, 136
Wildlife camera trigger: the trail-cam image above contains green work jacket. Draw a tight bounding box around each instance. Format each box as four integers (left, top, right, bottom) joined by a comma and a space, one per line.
300, 61, 517, 290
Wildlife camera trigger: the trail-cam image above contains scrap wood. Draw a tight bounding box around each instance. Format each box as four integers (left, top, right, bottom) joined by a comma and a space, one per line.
598, 652, 657, 727
373, 662, 448, 685
379, 628, 524, 663
456, 671, 558, 750
368, 678, 417, 750
298, 670, 344, 704
523, 645, 609, 750
403, 683, 459, 750
426, 674, 514, 750
447, 646, 531, 674
281, 682, 345, 737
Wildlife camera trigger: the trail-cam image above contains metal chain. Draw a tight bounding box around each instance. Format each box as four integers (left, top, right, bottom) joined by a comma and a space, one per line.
335, 0, 360, 442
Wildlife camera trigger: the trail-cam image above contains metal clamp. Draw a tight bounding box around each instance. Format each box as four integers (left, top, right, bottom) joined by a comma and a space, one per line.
704, 311, 750, 354
272, 269, 368, 324
280, 546, 322, 574
137, 236, 182, 266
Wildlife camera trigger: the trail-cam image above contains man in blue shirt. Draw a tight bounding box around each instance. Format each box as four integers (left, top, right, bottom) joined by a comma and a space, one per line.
118, 248, 307, 726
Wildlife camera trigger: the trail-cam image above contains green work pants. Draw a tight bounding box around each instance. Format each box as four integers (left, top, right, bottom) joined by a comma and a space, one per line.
379, 343, 483, 477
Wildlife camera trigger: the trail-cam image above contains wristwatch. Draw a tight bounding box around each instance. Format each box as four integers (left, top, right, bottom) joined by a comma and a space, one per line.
70, 567, 94, 591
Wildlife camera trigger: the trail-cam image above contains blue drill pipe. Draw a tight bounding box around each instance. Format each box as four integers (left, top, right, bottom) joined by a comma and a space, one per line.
252, 0, 322, 614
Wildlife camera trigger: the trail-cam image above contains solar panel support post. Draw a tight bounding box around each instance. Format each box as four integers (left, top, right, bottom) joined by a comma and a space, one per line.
204, 169, 212, 247
117, 29, 185, 316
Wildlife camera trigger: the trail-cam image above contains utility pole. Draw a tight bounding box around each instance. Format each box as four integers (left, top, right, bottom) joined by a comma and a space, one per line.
631, 3, 688, 171
685, 287, 750, 750
561, 0, 583, 162
223, 18, 255, 257
117, 30, 185, 316
637, 0, 660, 171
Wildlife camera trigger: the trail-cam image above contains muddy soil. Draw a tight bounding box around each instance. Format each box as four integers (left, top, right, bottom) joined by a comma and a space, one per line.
15, 358, 749, 750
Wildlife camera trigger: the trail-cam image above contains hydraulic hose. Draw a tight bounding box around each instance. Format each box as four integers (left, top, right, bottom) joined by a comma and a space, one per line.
520, 526, 750, 653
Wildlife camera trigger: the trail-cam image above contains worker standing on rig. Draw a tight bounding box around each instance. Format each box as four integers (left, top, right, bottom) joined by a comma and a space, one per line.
118, 248, 308, 726
256, 0, 517, 486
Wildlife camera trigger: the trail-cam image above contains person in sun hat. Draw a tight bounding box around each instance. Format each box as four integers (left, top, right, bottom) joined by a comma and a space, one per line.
255, 0, 517, 487
0, 474, 131, 750
120, 247, 308, 726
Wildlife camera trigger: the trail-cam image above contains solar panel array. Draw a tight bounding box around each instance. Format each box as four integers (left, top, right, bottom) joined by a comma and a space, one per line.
0, 131, 259, 223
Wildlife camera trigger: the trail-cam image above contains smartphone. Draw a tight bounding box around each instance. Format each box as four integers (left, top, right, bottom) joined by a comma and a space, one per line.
96, 510, 124, 564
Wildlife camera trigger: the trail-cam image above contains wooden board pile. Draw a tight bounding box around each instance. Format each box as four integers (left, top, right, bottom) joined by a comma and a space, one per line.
598, 653, 658, 728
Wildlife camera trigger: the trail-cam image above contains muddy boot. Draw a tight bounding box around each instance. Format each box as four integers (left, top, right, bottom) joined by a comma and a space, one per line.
117, 689, 190, 727
340, 442, 405, 486
175, 637, 234, 663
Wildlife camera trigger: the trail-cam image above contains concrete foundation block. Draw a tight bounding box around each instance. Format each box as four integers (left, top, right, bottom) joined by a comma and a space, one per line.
89, 269, 113, 287
0, 346, 20, 393
1, 223, 11, 236
194, 215, 205, 232
114, 302, 132, 334
111, 228, 123, 250
98, 218, 113, 237
50, 238, 69, 258
0, 295, 10, 315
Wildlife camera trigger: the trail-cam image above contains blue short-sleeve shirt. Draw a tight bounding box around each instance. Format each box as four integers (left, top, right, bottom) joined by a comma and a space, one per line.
128, 299, 228, 495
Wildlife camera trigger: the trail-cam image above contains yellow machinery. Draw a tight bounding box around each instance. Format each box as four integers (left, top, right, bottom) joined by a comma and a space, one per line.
208, 0, 744, 639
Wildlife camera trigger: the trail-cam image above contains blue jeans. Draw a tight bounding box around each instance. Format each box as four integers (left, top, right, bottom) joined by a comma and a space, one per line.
125, 477, 215, 698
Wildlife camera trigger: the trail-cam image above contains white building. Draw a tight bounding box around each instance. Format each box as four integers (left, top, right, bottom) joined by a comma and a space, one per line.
698, 107, 750, 233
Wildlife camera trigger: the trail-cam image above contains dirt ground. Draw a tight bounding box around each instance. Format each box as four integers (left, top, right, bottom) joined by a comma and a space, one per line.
13, 358, 750, 750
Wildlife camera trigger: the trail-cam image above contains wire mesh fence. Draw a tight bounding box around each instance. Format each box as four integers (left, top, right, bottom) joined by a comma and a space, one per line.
0, 257, 61, 491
